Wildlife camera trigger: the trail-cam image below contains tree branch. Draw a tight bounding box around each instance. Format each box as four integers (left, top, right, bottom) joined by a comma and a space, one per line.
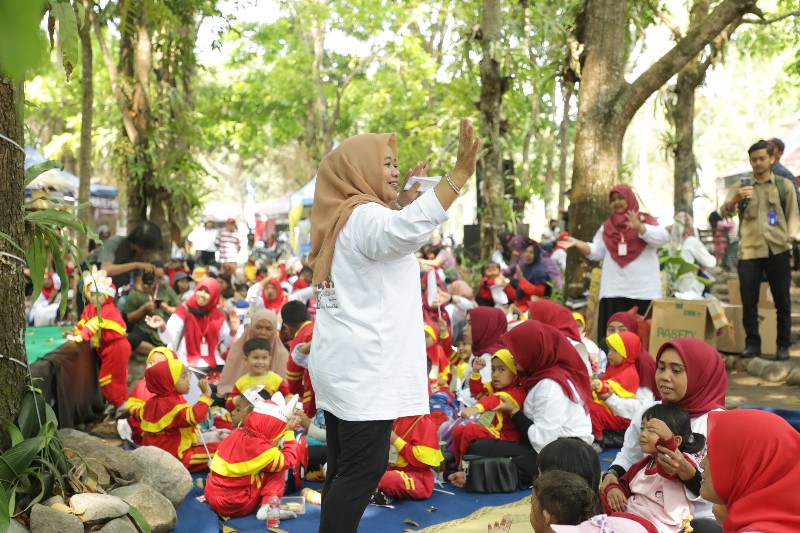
647, 0, 683, 40
742, 10, 800, 24
618, 0, 758, 126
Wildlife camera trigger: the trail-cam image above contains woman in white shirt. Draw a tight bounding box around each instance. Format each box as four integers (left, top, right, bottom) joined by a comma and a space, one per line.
307, 119, 481, 533
600, 338, 727, 533
561, 184, 669, 345
472, 321, 594, 486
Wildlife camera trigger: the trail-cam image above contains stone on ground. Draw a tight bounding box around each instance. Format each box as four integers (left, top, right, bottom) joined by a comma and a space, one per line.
111, 484, 178, 533
69, 493, 129, 522
130, 446, 192, 508
30, 503, 83, 533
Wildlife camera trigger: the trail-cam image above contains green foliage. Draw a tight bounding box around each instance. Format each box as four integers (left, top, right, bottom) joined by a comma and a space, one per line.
127, 505, 153, 533
0, 389, 73, 532
0, 0, 49, 79
658, 248, 713, 298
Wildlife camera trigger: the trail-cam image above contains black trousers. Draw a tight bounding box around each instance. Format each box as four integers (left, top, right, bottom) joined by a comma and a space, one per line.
737, 250, 792, 349
318, 413, 392, 533
597, 297, 652, 347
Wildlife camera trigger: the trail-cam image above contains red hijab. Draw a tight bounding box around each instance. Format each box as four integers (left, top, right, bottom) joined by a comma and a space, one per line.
607, 311, 659, 398
173, 277, 227, 367
655, 338, 726, 417
602, 184, 658, 268
467, 307, 507, 356
501, 321, 593, 412
603, 332, 640, 391
142, 359, 185, 424
708, 410, 800, 533
260, 279, 287, 313
528, 300, 581, 342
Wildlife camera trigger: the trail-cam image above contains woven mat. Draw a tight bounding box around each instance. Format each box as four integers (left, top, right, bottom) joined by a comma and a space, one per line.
420, 494, 533, 532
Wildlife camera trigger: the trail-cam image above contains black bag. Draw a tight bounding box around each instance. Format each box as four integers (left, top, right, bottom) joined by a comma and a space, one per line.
463, 455, 519, 493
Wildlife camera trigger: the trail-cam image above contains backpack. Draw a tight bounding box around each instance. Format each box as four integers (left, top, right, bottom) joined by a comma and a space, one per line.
429, 389, 459, 421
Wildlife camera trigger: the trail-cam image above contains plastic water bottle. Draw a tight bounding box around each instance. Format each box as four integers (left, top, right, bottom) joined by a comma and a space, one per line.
266, 494, 280, 528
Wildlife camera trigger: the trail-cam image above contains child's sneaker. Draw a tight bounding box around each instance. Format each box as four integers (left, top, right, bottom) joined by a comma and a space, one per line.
370, 489, 393, 506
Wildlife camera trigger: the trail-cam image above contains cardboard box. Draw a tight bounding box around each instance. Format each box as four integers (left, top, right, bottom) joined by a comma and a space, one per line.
759, 307, 777, 356
727, 280, 774, 309
647, 299, 716, 355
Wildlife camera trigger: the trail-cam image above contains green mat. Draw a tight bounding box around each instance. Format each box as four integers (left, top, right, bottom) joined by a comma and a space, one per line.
25, 326, 72, 363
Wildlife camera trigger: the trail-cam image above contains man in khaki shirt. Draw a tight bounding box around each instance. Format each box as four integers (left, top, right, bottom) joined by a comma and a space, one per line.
721, 140, 800, 360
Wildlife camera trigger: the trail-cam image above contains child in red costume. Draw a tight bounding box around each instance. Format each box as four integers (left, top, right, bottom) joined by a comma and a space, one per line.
475, 262, 514, 307
141, 359, 218, 472
371, 414, 445, 504
204, 393, 300, 519
450, 349, 527, 472
424, 324, 451, 390
124, 347, 177, 444
225, 338, 289, 412
73, 267, 131, 409
590, 331, 641, 440
281, 301, 316, 418
602, 404, 704, 532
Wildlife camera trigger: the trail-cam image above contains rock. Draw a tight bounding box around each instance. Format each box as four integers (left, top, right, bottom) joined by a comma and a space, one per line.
58, 429, 137, 481
83, 456, 112, 488
7, 519, 30, 533
746, 357, 773, 377
29, 503, 83, 533
723, 356, 736, 371
69, 493, 129, 522
786, 367, 800, 387
761, 362, 794, 383
130, 446, 192, 508
733, 357, 751, 373
100, 517, 138, 533
111, 484, 178, 533
42, 495, 64, 507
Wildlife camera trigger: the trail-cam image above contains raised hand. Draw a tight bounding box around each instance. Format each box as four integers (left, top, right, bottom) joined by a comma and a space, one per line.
451, 119, 482, 187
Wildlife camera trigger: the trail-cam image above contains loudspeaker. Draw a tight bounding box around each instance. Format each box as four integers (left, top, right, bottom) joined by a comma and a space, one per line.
463, 224, 481, 264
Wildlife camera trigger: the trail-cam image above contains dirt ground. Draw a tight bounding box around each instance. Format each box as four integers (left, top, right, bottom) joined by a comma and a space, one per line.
725, 369, 800, 410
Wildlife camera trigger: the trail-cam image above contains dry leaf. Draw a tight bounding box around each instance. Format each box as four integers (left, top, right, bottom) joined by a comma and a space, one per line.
403, 519, 420, 526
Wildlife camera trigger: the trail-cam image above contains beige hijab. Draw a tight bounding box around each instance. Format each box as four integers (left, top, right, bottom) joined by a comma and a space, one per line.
309, 133, 398, 285
216, 309, 290, 396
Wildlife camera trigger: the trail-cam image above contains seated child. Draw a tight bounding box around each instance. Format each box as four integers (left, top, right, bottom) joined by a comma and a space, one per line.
573, 311, 604, 375
590, 332, 640, 441
475, 262, 514, 307
226, 337, 290, 412
424, 324, 451, 390
124, 347, 178, 444
530, 470, 601, 529
204, 393, 299, 519
447, 349, 527, 488
371, 414, 445, 505
601, 404, 704, 533
282, 301, 317, 418
73, 267, 131, 411
243, 256, 258, 283
141, 359, 218, 472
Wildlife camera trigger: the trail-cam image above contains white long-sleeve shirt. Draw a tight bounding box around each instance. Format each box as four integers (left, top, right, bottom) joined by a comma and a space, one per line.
604, 386, 657, 421
610, 403, 723, 519
522, 379, 593, 452
587, 224, 669, 300
309, 189, 448, 421
679, 236, 716, 269
158, 313, 233, 367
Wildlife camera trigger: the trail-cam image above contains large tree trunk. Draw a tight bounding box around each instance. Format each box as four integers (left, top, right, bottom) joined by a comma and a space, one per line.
672, 68, 698, 216
77, 0, 93, 249
565, 0, 758, 297
304, 5, 327, 161
478, 0, 505, 259
0, 76, 29, 431
557, 81, 573, 215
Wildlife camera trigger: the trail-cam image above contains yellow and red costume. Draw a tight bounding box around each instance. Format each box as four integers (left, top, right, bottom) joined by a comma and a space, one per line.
424, 324, 452, 388
204, 400, 298, 517
377, 414, 444, 500
590, 331, 641, 439
452, 349, 527, 464
140, 359, 217, 472
285, 320, 316, 418
73, 297, 131, 408
125, 347, 180, 444
226, 371, 289, 412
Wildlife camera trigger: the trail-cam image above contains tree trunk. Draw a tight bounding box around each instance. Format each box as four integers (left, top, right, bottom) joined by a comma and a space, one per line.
478, 0, 505, 259
305, 9, 327, 161
565, 0, 758, 297
77, 0, 93, 249
0, 76, 29, 430
557, 81, 573, 215
672, 69, 697, 216
542, 85, 559, 220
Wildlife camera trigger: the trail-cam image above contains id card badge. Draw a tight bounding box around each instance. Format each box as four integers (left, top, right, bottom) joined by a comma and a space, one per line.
768, 209, 778, 226
200, 337, 209, 357
618, 238, 628, 257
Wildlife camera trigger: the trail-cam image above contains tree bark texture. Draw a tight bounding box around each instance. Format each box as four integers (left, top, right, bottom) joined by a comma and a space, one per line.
557, 81, 573, 215
0, 76, 29, 428
478, 0, 505, 259
566, 0, 758, 297
672, 68, 699, 217
77, 0, 94, 249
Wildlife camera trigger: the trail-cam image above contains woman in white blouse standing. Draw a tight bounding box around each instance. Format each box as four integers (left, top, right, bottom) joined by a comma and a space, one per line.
307, 119, 481, 533
561, 184, 669, 345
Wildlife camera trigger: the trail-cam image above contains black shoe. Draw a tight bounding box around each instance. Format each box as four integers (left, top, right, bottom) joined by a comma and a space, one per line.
370, 489, 393, 506
776, 346, 790, 361
740, 345, 761, 358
